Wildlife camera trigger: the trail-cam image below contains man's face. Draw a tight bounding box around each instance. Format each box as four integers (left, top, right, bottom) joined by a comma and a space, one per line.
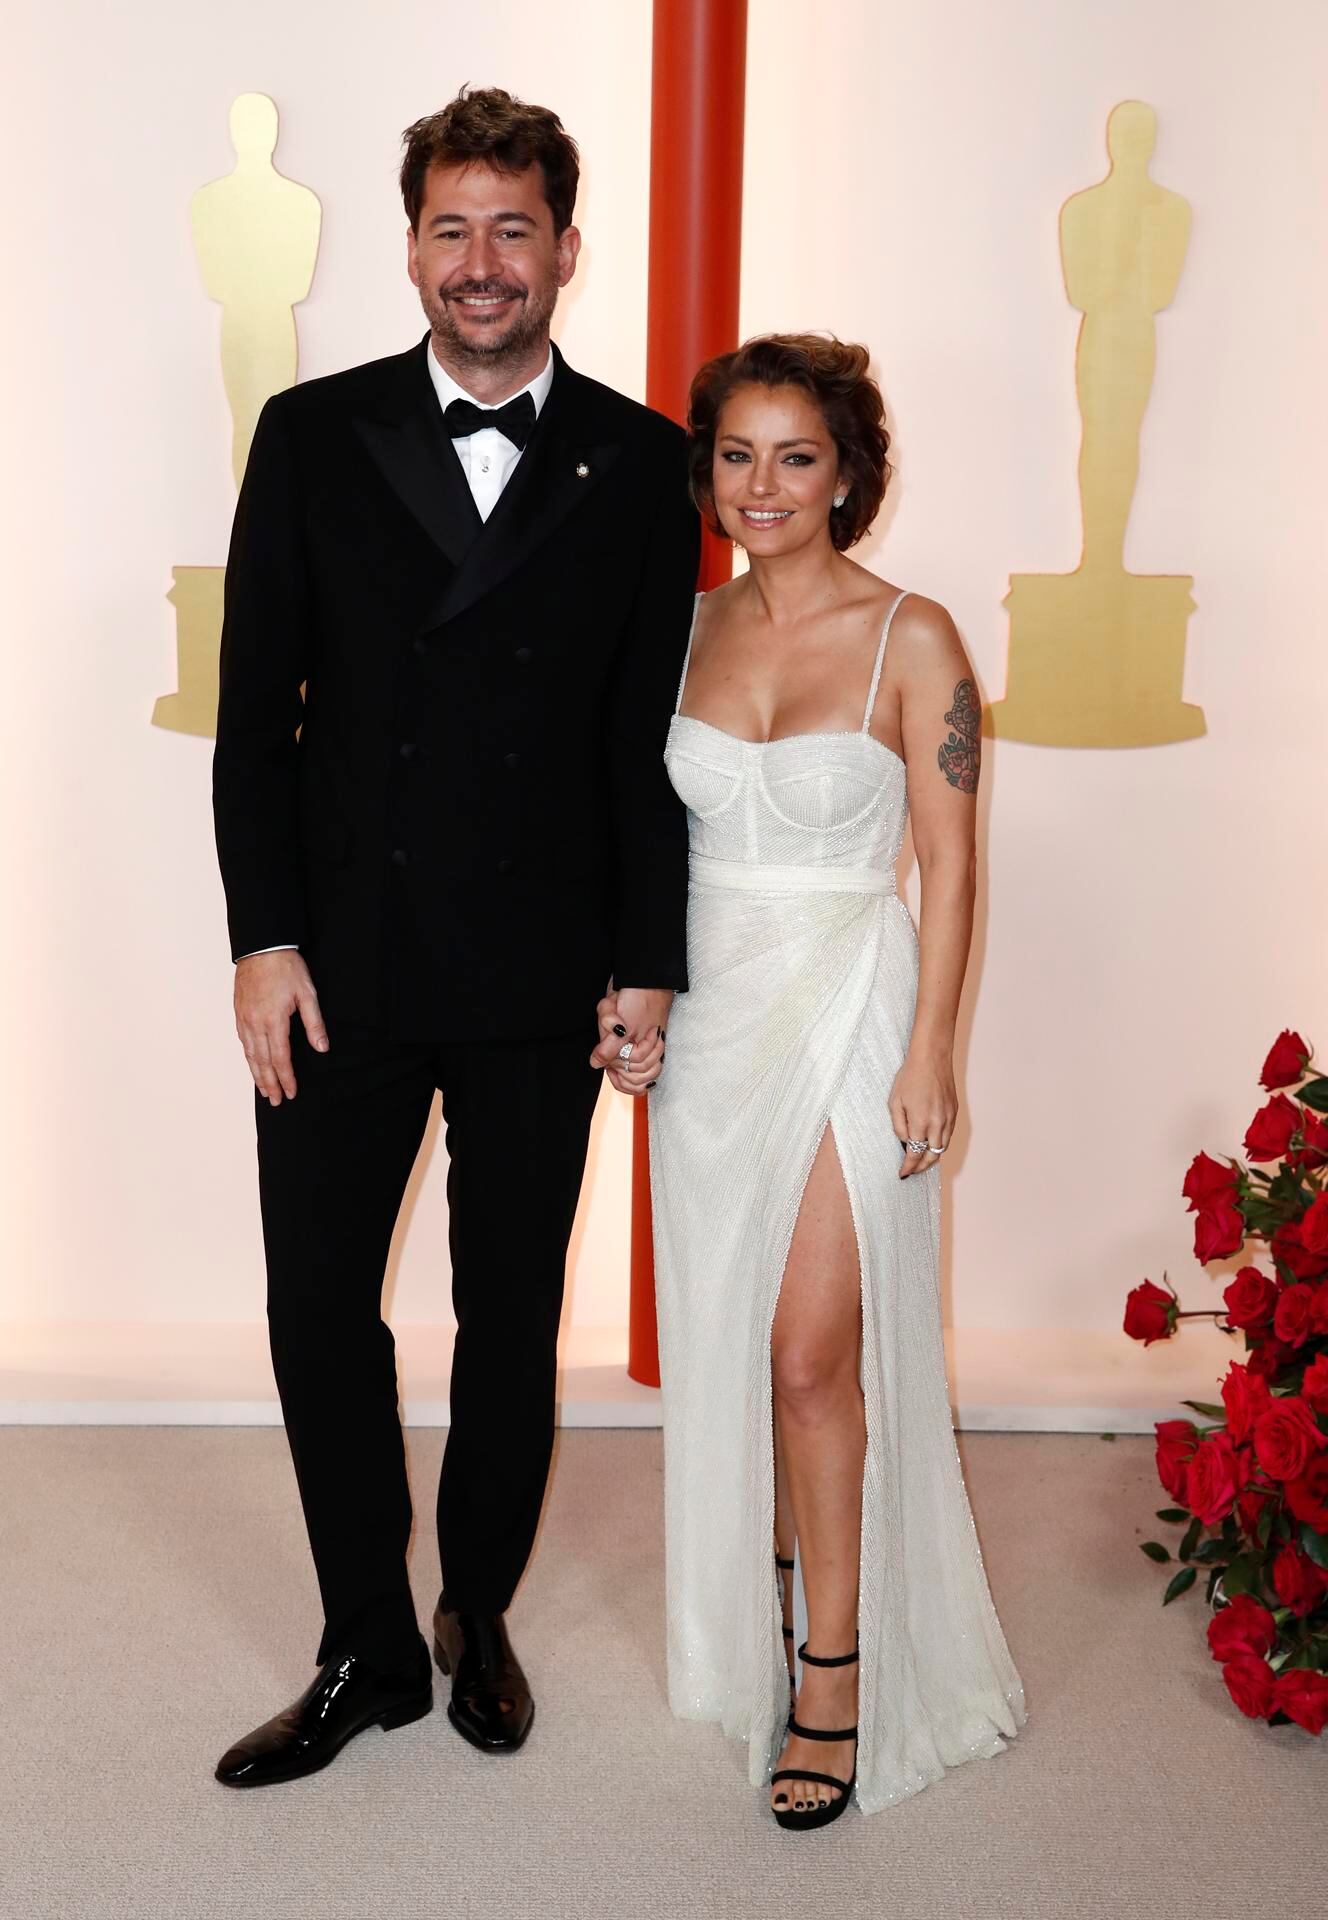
407, 160, 579, 371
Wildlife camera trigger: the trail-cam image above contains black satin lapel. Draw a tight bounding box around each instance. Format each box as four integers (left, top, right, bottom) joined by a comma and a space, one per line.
426, 428, 621, 629
353, 407, 480, 571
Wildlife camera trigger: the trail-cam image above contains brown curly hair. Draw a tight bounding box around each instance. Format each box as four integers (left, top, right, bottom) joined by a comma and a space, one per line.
687, 334, 892, 551
400, 87, 580, 236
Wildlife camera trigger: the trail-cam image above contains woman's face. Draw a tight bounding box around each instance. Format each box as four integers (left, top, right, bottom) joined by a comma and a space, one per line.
710, 382, 844, 558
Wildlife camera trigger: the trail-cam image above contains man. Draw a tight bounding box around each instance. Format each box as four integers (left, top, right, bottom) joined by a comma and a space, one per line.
212, 88, 698, 1787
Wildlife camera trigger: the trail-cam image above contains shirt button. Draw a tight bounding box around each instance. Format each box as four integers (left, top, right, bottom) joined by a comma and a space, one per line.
503, 751, 520, 769
496, 857, 515, 876
390, 847, 408, 868
398, 741, 417, 760
514, 646, 533, 664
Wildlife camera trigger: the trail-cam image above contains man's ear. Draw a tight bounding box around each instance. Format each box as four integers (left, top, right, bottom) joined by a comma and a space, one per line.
557, 224, 582, 290
406, 224, 421, 289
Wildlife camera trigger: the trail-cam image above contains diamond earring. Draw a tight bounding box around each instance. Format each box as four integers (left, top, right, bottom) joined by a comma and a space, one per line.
833, 493, 847, 509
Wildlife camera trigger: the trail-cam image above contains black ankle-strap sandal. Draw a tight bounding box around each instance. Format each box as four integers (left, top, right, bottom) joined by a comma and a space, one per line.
771, 1641, 858, 1832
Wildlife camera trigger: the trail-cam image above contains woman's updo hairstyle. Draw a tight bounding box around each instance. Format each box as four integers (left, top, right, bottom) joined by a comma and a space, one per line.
686, 333, 892, 552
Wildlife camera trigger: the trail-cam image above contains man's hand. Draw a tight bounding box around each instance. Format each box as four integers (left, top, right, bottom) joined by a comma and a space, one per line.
590, 986, 674, 1096
234, 951, 329, 1105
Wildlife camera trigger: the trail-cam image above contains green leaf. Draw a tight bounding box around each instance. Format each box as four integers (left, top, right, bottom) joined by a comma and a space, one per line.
1100, 1432, 1117, 1442
1155, 1508, 1189, 1524
1302, 1525, 1328, 1572
1193, 1539, 1229, 1565
1182, 1400, 1226, 1420
1163, 1566, 1198, 1605
1179, 1517, 1203, 1562
1140, 1541, 1171, 1563
1220, 1554, 1262, 1599
1298, 1076, 1328, 1114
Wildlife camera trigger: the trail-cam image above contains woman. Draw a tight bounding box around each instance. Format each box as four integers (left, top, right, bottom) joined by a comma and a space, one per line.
618, 335, 1024, 1827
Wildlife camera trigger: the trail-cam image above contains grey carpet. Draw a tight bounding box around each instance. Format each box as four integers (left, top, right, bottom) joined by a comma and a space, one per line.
1, 1428, 1322, 1920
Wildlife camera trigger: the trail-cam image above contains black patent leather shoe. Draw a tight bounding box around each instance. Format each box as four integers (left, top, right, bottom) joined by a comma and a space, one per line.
432, 1602, 534, 1753
215, 1648, 432, 1787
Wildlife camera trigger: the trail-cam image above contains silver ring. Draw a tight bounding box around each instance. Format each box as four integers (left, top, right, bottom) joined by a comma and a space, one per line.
618, 1042, 633, 1061
926, 1142, 946, 1156
904, 1138, 929, 1153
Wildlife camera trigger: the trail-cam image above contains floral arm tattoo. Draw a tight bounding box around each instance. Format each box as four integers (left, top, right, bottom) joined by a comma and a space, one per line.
938, 679, 981, 794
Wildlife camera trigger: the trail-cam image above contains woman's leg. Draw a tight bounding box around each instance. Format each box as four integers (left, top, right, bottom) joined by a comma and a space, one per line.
774, 1419, 797, 1693
769, 1125, 865, 1813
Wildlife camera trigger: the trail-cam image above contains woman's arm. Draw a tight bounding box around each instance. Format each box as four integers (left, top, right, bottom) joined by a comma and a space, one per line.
884, 595, 981, 1177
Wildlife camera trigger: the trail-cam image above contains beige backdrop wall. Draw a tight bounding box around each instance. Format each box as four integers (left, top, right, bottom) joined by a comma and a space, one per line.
2, 0, 1325, 1416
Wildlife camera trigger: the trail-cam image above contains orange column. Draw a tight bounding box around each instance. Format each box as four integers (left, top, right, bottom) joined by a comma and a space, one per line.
629, 0, 748, 1386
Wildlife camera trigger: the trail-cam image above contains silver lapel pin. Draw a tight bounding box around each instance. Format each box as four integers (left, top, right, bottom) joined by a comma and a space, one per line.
575, 461, 590, 478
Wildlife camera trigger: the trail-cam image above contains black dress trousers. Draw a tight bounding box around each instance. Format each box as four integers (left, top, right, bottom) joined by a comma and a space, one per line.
257, 1014, 601, 1670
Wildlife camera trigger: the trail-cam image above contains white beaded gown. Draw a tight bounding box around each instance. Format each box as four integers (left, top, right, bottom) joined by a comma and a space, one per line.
649, 589, 1025, 1814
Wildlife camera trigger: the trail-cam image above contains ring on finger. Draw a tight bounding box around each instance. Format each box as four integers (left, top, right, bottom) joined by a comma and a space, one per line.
618, 1042, 634, 1061
904, 1137, 929, 1154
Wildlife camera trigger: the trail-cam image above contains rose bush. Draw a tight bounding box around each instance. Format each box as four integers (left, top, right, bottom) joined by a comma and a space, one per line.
1125, 1032, 1328, 1735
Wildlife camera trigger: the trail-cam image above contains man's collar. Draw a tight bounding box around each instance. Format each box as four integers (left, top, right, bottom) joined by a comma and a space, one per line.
425, 342, 555, 421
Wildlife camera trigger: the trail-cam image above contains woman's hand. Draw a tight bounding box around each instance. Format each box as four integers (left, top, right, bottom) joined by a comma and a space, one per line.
888, 1047, 956, 1178
590, 988, 670, 1095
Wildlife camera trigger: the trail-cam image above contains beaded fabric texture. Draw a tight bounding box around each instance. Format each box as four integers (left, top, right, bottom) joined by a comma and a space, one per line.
650, 590, 1026, 1814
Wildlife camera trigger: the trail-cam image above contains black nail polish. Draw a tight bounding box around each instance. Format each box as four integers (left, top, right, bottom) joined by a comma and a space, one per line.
613, 1024, 626, 1037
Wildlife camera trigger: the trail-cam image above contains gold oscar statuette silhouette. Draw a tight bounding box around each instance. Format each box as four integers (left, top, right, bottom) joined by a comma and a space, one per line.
153, 93, 321, 738
986, 101, 1205, 748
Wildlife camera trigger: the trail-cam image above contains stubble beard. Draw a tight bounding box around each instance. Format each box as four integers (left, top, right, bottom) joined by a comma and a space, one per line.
419, 270, 561, 379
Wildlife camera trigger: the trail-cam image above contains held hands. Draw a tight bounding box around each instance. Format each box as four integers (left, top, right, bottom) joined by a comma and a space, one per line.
234, 951, 329, 1105
590, 985, 674, 1096
889, 1046, 957, 1178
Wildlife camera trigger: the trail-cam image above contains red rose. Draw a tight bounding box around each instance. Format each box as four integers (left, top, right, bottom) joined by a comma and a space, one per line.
1223, 1266, 1279, 1329
1285, 1456, 1328, 1531
1207, 1594, 1277, 1663
1302, 1192, 1328, 1257
1245, 1094, 1302, 1162
1220, 1361, 1272, 1444
1123, 1279, 1176, 1345
1182, 1151, 1239, 1213
1302, 1352, 1328, 1414
1223, 1654, 1278, 1720
1186, 1432, 1247, 1527
1272, 1666, 1328, 1736
1260, 1030, 1310, 1091
1194, 1203, 1246, 1265
1291, 1110, 1328, 1173
1311, 1284, 1328, 1335
1236, 1488, 1269, 1541
1248, 1338, 1295, 1382
1155, 1419, 1199, 1504
1253, 1397, 1327, 1480
1272, 1545, 1328, 1617
1274, 1283, 1318, 1348
1271, 1221, 1328, 1282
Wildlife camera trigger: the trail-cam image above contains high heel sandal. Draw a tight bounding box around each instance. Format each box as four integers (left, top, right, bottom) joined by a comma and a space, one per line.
771, 1641, 859, 1832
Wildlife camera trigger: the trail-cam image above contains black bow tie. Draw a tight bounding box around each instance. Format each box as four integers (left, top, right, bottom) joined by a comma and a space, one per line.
444, 391, 537, 451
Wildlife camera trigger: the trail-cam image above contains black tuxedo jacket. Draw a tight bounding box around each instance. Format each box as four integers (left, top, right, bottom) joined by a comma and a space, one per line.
213, 338, 700, 1040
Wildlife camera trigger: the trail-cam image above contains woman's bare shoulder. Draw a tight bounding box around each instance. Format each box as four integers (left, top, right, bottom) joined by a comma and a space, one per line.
887, 589, 968, 671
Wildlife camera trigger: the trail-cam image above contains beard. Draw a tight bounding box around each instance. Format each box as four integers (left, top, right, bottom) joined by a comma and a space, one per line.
418, 268, 561, 376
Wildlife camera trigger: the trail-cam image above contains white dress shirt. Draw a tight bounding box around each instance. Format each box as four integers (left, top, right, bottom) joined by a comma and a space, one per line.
240, 345, 555, 960
425, 345, 555, 521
